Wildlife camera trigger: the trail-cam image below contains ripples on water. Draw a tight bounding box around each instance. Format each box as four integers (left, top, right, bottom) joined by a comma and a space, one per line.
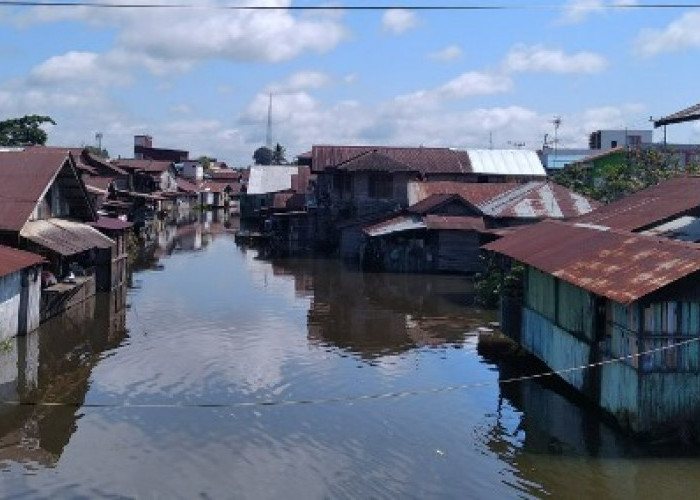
2, 219, 700, 498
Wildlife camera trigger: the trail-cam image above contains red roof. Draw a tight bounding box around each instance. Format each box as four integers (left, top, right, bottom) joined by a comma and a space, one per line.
484, 220, 700, 305
575, 175, 700, 231
410, 181, 520, 206
175, 178, 200, 193
112, 159, 173, 173
424, 215, 485, 231
90, 217, 133, 231
0, 148, 73, 231
310, 145, 471, 175
407, 193, 477, 215
0, 245, 44, 278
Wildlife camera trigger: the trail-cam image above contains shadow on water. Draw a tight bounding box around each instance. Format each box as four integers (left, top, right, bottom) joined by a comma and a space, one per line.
0, 287, 127, 469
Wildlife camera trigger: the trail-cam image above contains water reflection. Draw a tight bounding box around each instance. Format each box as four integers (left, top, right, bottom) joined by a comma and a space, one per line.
0, 288, 127, 469
270, 258, 495, 359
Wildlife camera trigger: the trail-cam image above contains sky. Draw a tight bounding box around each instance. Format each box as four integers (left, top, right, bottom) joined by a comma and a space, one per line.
2, 0, 700, 167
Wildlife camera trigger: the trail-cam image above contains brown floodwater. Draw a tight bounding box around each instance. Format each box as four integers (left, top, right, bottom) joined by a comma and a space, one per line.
2, 216, 700, 499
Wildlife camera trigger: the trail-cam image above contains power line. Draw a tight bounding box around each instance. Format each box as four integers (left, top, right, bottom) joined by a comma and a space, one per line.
1, 2, 700, 10
1, 334, 697, 409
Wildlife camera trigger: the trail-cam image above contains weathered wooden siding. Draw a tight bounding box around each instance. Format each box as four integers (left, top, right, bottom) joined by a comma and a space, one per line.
525, 267, 556, 322
522, 307, 591, 390
639, 373, 700, 433
557, 279, 594, 340
600, 362, 639, 430
436, 231, 482, 273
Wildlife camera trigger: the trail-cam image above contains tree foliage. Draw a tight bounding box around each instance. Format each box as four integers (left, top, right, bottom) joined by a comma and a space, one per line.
553, 148, 700, 203
0, 115, 56, 146
198, 155, 214, 170
85, 145, 110, 158
272, 143, 287, 164
253, 146, 273, 166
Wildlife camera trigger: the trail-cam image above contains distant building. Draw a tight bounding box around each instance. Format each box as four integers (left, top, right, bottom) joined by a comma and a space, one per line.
134, 135, 188, 162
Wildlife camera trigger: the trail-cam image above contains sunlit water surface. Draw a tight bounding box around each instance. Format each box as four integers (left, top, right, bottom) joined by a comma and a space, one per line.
2, 220, 700, 499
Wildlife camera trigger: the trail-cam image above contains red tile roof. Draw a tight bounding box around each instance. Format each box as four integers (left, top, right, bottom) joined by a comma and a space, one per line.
0, 245, 45, 278
575, 175, 700, 231
484, 220, 700, 305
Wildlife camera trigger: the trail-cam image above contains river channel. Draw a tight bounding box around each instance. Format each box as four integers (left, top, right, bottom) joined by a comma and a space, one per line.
2, 214, 700, 498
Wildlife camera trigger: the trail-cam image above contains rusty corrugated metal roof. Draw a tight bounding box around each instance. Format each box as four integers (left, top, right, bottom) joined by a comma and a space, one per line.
310, 145, 471, 175
21, 218, 114, 256
483, 220, 700, 305
90, 217, 133, 231
0, 148, 82, 232
424, 215, 485, 231
480, 181, 599, 219
408, 181, 597, 219
408, 181, 521, 206
407, 194, 474, 215
0, 245, 45, 278
654, 102, 700, 127
575, 175, 700, 231
112, 159, 173, 173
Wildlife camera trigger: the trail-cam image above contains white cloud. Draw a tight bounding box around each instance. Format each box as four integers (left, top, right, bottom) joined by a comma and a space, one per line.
382, 9, 417, 34
634, 12, 700, 57
503, 45, 607, 74
28, 51, 132, 86
558, 0, 635, 24
265, 71, 332, 94
17, 1, 348, 73
428, 45, 463, 62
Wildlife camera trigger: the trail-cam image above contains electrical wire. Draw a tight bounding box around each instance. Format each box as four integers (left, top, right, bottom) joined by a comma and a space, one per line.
0, 1, 699, 10
0, 333, 697, 409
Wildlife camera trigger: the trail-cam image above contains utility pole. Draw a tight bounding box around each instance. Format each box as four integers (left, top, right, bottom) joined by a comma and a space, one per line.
95, 132, 103, 152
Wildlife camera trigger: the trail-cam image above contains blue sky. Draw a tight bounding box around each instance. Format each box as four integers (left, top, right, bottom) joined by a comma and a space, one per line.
1, 0, 700, 166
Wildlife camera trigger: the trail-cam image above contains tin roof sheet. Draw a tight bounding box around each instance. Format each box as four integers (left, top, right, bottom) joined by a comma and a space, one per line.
0, 245, 45, 278
90, 217, 133, 231
654, 102, 700, 127
247, 166, 299, 195
408, 181, 520, 206
641, 216, 700, 242
479, 181, 598, 219
310, 145, 471, 175
0, 148, 75, 232
423, 215, 485, 231
112, 159, 173, 173
21, 218, 114, 256
467, 149, 546, 177
483, 220, 700, 305
363, 215, 426, 237
575, 175, 700, 231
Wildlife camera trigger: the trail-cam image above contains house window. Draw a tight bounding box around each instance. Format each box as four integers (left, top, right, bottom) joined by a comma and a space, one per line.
628, 135, 641, 147
611, 140, 618, 148
368, 172, 393, 199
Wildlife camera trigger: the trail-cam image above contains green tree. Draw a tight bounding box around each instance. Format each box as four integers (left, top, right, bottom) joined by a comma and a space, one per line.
198, 155, 214, 170
253, 146, 273, 166
85, 145, 110, 158
553, 147, 700, 203
0, 115, 56, 146
271, 143, 287, 164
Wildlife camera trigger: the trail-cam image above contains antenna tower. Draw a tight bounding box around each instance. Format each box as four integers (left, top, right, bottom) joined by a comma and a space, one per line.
266, 93, 273, 150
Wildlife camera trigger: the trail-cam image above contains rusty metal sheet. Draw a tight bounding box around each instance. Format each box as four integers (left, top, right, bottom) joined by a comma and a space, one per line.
484, 220, 700, 305
0, 148, 72, 231
408, 181, 519, 206
0, 245, 45, 278
423, 215, 485, 231
575, 175, 700, 231
21, 218, 114, 256
310, 145, 471, 175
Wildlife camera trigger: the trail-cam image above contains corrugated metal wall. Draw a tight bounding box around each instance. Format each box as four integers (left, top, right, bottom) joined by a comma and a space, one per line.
437, 231, 482, 273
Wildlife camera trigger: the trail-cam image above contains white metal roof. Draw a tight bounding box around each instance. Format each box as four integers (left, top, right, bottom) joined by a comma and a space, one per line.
467, 149, 546, 177
363, 215, 426, 237
247, 166, 298, 195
